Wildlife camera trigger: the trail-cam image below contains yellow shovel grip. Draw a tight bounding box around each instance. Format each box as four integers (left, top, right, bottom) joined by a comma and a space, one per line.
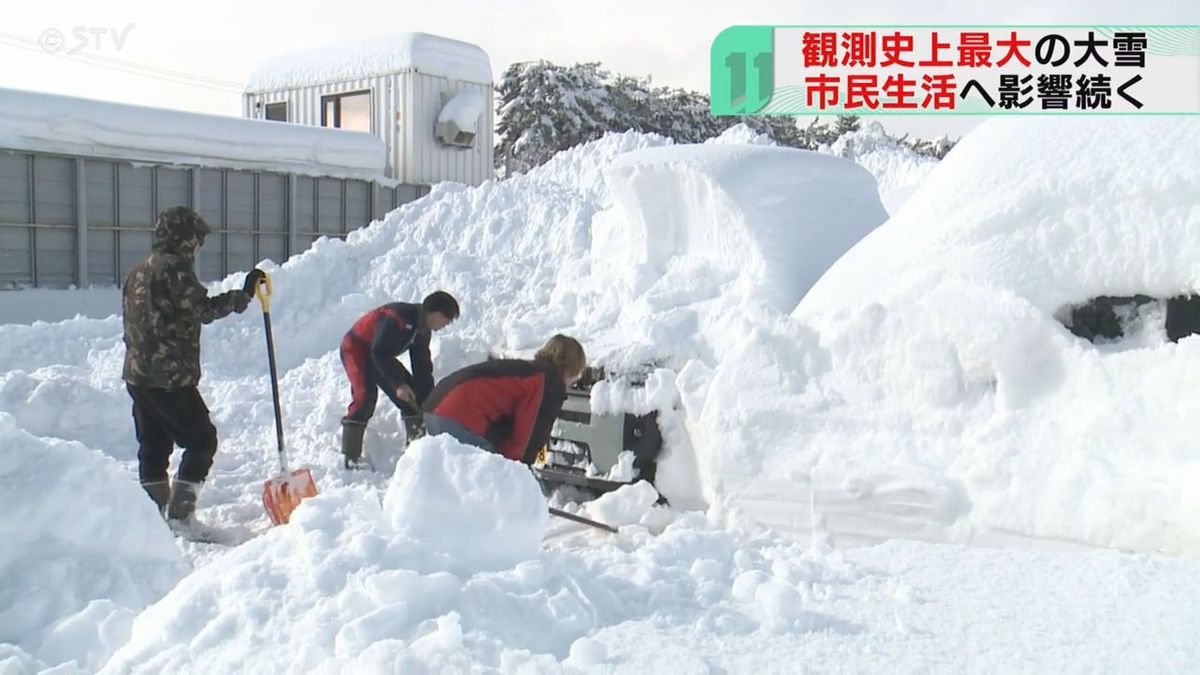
254, 272, 273, 312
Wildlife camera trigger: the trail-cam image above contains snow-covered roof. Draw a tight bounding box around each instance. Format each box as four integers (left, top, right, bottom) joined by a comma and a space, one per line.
0, 87, 390, 183
245, 32, 493, 92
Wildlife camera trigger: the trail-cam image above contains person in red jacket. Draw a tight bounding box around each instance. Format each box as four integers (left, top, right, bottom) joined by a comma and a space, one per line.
340, 291, 459, 468
422, 335, 586, 464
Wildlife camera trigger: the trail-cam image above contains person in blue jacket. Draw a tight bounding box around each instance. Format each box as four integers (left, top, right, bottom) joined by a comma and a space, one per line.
339, 291, 458, 468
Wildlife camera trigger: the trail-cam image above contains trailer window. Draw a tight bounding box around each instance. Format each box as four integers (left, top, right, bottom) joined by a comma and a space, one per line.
264, 102, 287, 122
320, 91, 371, 133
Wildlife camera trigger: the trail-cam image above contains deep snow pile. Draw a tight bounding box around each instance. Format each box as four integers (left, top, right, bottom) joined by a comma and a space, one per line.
3, 115, 1200, 670
595, 142, 887, 315
2, 118, 1197, 558
0, 413, 186, 672
819, 121, 941, 213
692, 116, 1200, 556
97, 435, 1200, 673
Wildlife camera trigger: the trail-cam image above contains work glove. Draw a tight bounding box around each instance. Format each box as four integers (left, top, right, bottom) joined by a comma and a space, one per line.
402, 414, 426, 442
242, 268, 267, 297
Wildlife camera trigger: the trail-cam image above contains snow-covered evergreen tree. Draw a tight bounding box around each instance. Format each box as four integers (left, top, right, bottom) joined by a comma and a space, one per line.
494, 61, 955, 174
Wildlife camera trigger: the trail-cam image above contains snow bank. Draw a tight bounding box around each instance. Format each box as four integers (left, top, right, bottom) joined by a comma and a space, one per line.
596, 143, 888, 314
0, 87, 388, 182
0, 413, 185, 672
819, 121, 941, 214
3, 116, 1194, 557
739, 116, 1200, 555
3, 105, 1200, 671
99, 489, 1200, 673
103, 448, 852, 672
246, 32, 493, 91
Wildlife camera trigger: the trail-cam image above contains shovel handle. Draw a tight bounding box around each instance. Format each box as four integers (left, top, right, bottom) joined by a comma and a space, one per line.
255, 271, 287, 473
548, 506, 618, 534
254, 272, 273, 313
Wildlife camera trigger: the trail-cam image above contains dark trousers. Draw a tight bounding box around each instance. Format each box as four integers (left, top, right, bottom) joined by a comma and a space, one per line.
423, 413, 494, 453
127, 384, 218, 484
340, 335, 416, 423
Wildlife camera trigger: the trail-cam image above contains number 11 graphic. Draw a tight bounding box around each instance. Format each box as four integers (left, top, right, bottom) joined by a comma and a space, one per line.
711, 27, 774, 115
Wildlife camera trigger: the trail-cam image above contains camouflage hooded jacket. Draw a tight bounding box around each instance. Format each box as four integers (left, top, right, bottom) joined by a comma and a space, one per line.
122, 207, 249, 389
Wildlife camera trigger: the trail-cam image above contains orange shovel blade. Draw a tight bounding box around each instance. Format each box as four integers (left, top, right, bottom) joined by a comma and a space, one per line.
263, 468, 319, 525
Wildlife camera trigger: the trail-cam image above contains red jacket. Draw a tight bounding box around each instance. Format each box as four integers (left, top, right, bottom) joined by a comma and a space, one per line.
423, 359, 567, 463
345, 302, 434, 403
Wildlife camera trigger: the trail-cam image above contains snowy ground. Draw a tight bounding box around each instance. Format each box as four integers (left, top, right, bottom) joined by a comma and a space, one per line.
2, 121, 1198, 673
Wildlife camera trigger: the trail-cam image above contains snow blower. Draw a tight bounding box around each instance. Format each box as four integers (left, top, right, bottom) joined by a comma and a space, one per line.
254, 273, 318, 525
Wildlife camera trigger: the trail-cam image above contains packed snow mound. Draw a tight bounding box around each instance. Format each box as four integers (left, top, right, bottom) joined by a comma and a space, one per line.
98, 489, 853, 673
745, 116, 1200, 555
804, 116, 1200, 315
0, 413, 185, 672
383, 435, 549, 572
819, 121, 941, 214
596, 143, 888, 314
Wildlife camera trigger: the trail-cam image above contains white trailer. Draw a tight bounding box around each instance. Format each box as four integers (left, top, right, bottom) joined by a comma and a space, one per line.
242, 32, 494, 187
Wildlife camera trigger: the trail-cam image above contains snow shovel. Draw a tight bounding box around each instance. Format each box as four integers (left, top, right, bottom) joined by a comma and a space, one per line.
254, 273, 318, 525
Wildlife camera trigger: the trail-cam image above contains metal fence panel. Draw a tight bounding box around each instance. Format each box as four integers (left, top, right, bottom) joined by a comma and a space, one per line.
1, 148, 420, 288
0, 153, 31, 223
317, 178, 342, 235
156, 166, 190, 212
32, 156, 74, 226
0, 225, 32, 288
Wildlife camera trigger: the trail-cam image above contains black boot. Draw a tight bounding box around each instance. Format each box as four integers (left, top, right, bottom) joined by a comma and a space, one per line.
166, 478, 223, 542
141, 480, 170, 517
167, 478, 202, 522
342, 420, 368, 470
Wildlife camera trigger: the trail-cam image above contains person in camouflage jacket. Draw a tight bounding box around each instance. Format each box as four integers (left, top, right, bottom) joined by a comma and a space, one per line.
122, 206, 264, 532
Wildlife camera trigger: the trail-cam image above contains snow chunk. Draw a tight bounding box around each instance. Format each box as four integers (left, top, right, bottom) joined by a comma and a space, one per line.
383, 435, 549, 572
246, 32, 493, 91
704, 123, 777, 147
585, 480, 661, 528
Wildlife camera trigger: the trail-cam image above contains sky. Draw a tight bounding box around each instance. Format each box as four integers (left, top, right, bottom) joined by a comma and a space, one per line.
0, 0, 1196, 141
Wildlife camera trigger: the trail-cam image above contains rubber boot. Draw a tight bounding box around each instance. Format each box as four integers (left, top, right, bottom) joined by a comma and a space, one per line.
342, 420, 368, 470
167, 478, 201, 522
165, 478, 221, 542
140, 479, 170, 518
